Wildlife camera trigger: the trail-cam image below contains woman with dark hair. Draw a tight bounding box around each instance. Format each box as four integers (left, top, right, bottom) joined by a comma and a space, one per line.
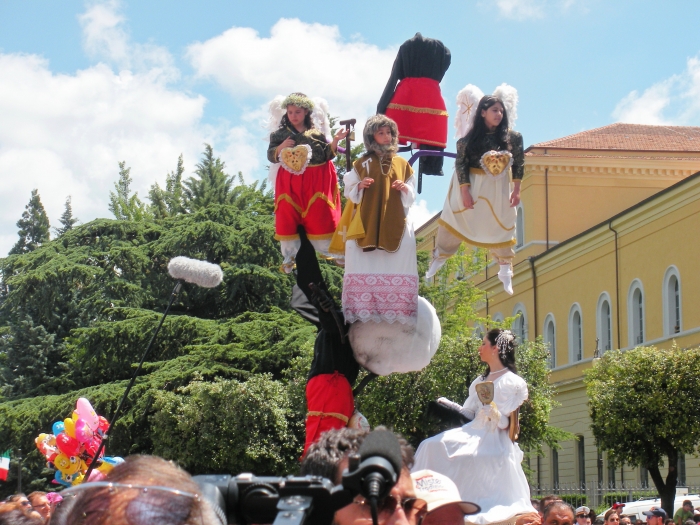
427, 84, 524, 296
413, 328, 536, 525
266, 92, 349, 273
604, 510, 621, 525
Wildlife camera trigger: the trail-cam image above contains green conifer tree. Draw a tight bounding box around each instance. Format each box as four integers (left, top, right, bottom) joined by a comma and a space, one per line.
183, 145, 233, 211
55, 196, 79, 236
109, 161, 151, 221
9, 189, 50, 255
150, 155, 186, 218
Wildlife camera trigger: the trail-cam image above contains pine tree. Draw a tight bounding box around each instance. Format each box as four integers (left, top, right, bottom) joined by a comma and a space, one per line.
55, 196, 79, 236
9, 189, 50, 255
149, 155, 186, 218
109, 161, 151, 221
183, 144, 233, 211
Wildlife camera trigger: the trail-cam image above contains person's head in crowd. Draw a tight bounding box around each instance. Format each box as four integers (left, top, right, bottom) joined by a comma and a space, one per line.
531, 500, 541, 512
26, 493, 50, 523
3, 497, 29, 510
539, 496, 563, 518
51, 455, 220, 525
44, 492, 62, 514
643, 507, 668, 525
0, 502, 44, 525
683, 502, 694, 512
576, 506, 592, 525
605, 510, 621, 525
620, 516, 632, 525
301, 427, 424, 525
666, 519, 675, 525
543, 501, 574, 525
636, 520, 644, 525
685, 520, 696, 525
411, 470, 480, 525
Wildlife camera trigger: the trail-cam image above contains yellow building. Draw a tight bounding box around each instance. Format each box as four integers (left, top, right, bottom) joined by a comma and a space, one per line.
416, 123, 700, 501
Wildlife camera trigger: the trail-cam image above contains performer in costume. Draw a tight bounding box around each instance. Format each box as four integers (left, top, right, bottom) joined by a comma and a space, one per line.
267, 93, 349, 273
377, 33, 451, 177
290, 226, 361, 454
426, 84, 523, 295
331, 114, 418, 326
413, 329, 536, 525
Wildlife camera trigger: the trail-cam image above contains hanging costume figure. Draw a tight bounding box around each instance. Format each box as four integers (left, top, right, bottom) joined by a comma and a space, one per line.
290, 226, 365, 455
413, 329, 536, 525
377, 32, 451, 178
267, 93, 349, 273
426, 84, 523, 295
330, 115, 441, 376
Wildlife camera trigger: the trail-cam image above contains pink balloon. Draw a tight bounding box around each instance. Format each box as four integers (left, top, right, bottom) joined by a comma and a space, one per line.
75, 398, 100, 431
74, 418, 94, 444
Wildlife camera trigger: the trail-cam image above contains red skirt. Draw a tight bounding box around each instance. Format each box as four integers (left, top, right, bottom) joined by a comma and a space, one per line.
303, 373, 354, 455
385, 77, 448, 148
274, 161, 341, 241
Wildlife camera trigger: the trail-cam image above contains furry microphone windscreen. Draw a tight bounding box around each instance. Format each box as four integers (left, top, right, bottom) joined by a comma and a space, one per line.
167, 257, 224, 288
358, 430, 403, 477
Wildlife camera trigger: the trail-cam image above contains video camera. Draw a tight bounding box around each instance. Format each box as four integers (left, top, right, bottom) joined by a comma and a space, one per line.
193, 429, 404, 525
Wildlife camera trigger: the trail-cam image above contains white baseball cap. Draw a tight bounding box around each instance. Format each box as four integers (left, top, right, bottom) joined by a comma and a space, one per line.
411, 469, 480, 516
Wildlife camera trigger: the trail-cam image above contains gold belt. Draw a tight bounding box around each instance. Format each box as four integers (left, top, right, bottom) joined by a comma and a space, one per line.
306, 411, 350, 423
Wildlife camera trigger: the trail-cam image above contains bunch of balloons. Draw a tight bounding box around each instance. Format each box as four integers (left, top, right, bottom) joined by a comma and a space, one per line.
34, 397, 123, 487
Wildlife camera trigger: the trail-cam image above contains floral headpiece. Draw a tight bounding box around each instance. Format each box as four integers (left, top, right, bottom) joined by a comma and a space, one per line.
496, 329, 515, 358
281, 93, 314, 111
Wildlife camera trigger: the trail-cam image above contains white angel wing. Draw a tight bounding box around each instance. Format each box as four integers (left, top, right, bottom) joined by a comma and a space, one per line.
492, 83, 518, 129
266, 95, 286, 135
311, 97, 332, 141
455, 84, 484, 139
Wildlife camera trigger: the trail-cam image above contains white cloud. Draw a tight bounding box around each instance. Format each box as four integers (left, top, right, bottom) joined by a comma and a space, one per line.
0, 1, 252, 256
613, 55, 700, 125
410, 199, 439, 230
186, 19, 397, 127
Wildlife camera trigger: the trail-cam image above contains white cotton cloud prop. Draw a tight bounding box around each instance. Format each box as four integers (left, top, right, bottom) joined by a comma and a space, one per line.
349, 296, 441, 376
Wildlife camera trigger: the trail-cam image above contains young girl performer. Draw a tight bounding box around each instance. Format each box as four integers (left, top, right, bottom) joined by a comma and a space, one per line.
267, 93, 349, 273
331, 114, 418, 326
426, 84, 523, 295
413, 329, 536, 525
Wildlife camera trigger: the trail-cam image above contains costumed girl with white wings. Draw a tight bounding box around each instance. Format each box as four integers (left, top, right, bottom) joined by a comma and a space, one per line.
267, 93, 349, 273
412, 329, 537, 525
426, 84, 524, 295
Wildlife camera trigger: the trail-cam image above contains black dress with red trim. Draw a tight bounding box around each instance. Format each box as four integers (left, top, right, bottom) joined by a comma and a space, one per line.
377, 32, 451, 176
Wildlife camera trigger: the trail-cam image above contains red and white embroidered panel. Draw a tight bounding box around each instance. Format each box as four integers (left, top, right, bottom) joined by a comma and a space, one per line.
342, 273, 418, 325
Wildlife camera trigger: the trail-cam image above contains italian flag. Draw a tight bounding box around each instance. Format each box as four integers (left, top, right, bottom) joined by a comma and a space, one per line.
0, 450, 9, 481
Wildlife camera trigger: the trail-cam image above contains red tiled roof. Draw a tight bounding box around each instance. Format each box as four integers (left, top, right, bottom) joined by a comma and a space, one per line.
530, 123, 700, 152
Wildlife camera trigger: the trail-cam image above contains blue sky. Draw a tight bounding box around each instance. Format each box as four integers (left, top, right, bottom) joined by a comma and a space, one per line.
1, 0, 700, 255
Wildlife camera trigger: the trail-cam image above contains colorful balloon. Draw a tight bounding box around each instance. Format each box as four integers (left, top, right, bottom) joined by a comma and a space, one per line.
55, 432, 81, 457
97, 416, 110, 437
76, 398, 100, 431
63, 417, 76, 438
74, 418, 93, 443
53, 470, 71, 487
52, 421, 65, 436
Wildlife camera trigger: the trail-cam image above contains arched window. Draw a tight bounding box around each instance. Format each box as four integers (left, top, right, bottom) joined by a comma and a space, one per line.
663, 266, 682, 336
569, 304, 583, 363
515, 205, 524, 248
512, 303, 528, 343
597, 293, 613, 353
474, 323, 485, 340
544, 314, 556, 369
551, 447, 559, 488
492, 312, 504, 325
628, 280, 645, 346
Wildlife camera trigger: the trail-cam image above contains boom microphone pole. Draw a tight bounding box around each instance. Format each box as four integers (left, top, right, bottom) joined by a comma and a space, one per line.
82, 257, 224, 483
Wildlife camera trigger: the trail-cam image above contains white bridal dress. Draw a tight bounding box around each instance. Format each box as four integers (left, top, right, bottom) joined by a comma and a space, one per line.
413, 371, 536, 525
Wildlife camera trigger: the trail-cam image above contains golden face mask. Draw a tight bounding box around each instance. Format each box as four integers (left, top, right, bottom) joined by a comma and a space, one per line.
480, 150, 513, 177
279, 144, 312, 174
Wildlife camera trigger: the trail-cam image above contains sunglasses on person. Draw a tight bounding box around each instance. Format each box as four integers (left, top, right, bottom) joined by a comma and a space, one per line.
354, 494, 429, 523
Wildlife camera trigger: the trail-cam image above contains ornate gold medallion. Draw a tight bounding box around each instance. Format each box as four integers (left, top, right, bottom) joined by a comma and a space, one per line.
480, 150, 513, 177
279, 144, 312, 175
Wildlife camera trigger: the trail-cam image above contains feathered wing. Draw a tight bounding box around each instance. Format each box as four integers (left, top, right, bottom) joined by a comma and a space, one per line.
455, 84, 484, 139
311, 97, 332, 141
267, 95, 286, 135
492, 83, 518, 129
